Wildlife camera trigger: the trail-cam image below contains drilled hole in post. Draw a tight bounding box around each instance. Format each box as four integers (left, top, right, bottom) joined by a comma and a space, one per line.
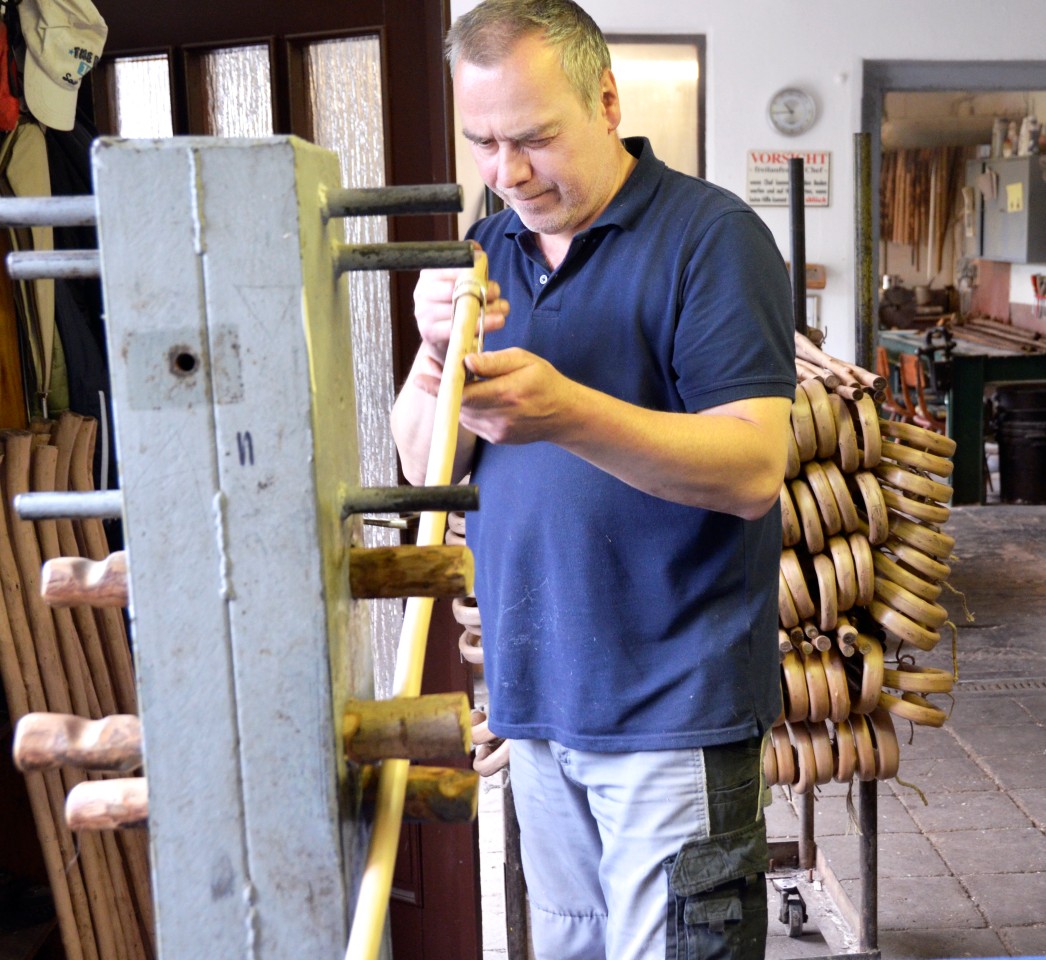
169, 347, 199, 376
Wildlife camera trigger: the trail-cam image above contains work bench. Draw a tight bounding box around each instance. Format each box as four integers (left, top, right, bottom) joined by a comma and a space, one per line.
878, 328, 1046, 504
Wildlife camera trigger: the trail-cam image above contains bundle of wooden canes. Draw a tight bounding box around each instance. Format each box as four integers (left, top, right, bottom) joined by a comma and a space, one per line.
0, 413, 155, 960
767, 333, 958, 792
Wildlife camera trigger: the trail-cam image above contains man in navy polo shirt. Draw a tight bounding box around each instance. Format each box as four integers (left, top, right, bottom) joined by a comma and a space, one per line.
391, 0, 796, 956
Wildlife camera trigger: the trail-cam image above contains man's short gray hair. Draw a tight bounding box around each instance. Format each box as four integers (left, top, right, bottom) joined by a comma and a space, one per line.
446, 0, 611, 115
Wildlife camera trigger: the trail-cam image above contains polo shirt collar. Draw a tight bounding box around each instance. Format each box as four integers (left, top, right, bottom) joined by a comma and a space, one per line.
499, 136, 663, 241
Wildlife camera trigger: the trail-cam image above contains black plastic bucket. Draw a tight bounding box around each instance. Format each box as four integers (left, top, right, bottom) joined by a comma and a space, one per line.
995, 381, 1046, 504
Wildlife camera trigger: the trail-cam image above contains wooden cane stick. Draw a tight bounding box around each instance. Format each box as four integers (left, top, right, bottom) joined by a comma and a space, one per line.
345, 251, 487, 960
48, 416, 122, 718
28, 444, 101, 716
65, 415, 139, 717
51, 414, 156, 956
795, 357, 841, 390
3, 434, 76, 710
832, 382, 865, 402
795, 332, 885, 392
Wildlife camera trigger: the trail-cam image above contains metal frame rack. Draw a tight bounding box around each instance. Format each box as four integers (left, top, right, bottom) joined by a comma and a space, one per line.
767, 144, 881, 960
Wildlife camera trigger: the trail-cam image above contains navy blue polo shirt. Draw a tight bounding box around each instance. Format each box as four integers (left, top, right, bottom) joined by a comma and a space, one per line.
466, 138, 796, 751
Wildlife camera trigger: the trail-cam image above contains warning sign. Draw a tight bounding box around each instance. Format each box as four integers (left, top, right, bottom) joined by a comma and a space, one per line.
746, 150, 831, 207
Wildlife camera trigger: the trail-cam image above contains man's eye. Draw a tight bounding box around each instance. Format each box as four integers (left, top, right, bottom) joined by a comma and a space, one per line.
526, 138, 552, 149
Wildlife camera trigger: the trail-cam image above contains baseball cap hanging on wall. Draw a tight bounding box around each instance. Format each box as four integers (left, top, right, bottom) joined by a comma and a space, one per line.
15, 0, 107, 131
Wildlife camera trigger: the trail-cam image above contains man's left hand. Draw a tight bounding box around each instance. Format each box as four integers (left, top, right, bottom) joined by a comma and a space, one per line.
458, 347, 576, 445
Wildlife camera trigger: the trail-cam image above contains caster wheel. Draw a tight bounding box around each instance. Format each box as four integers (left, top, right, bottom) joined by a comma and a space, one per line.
787, 899, 804, 938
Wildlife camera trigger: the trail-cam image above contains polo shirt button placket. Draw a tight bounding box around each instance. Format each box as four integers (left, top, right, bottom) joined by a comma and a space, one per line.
538, 273, 548, 285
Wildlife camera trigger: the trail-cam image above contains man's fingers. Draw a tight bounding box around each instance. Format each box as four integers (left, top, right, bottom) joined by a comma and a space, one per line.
465, 349, 509, 378
464, 347, 530, 379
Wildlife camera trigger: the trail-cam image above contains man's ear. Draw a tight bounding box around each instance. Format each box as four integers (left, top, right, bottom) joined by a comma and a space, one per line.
601, 69, 622, 131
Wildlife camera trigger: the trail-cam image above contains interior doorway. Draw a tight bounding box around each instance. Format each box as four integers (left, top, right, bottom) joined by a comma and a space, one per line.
863, 60, 1046, 505
862, 60, 1046, 313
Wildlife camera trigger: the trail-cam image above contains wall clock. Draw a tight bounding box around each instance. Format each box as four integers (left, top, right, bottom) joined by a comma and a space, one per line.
768, 87, 817, 136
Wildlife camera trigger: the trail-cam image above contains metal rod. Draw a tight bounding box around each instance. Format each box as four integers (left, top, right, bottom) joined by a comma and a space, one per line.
6, 250, 101, 280
326, 185, 463, 218
854, 132, 875, 371
797, 789, 816, 870
334, 241, 473, 274
14, 490, 123, 520
857, 778, 878, 953
789, 158, 808, 335
0, 195, 96, 227
341, 483, 478, 520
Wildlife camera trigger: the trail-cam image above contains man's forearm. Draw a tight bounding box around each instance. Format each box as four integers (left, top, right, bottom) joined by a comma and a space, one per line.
457, 348, 792, 518
391, 348, 476, 486
549, 385, 793, 520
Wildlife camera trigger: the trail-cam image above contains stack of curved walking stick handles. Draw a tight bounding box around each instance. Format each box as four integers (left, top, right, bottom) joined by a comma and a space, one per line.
770, 332, 958, 791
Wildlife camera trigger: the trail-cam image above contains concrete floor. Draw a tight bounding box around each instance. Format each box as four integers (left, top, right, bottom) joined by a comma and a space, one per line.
477, 504, 1046, 959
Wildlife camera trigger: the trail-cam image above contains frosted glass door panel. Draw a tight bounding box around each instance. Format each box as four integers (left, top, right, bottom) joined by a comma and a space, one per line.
109, 55, 174, 138
306, 36, 399, 694
200, 45, 274, 137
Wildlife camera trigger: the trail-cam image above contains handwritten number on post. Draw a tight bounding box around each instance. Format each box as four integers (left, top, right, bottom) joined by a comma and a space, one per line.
237, 431, 254, 467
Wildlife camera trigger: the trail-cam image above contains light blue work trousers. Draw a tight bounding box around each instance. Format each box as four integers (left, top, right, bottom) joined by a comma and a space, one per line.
509, 737, 769, 960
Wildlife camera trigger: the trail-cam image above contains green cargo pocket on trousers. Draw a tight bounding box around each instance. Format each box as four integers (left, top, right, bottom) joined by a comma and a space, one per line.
683, 892, 743, 933
668, 816, 769, 898
664, 817, 769, 959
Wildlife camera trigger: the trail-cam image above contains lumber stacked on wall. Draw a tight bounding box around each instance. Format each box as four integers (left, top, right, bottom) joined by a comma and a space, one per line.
881, 146, 966, 274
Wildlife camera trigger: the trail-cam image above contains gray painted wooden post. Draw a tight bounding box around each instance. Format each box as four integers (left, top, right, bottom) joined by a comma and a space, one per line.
93, 137, 372, 960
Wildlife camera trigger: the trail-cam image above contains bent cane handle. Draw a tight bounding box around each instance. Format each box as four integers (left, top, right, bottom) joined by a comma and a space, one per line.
40, 551, 129, 607
14, 713, 142, 772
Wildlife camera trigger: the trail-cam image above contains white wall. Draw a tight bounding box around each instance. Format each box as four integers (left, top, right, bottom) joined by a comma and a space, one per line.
448, 0, 1046, 362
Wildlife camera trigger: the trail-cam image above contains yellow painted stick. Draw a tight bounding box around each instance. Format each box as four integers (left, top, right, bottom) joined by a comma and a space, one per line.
345, 251, 487, 960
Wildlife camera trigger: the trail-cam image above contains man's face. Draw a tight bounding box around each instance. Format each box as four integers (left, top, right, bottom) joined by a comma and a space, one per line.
455, 33, 622, 242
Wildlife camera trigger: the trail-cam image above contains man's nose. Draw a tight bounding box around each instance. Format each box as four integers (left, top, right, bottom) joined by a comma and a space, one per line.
496, 147, 531, 190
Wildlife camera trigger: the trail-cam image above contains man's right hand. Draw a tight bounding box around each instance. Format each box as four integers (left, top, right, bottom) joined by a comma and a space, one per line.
392, 261, 508, 485
413, 264, 509, 367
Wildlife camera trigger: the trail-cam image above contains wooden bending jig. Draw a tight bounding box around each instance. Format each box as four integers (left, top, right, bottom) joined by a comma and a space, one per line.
4, 138, 482, 960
